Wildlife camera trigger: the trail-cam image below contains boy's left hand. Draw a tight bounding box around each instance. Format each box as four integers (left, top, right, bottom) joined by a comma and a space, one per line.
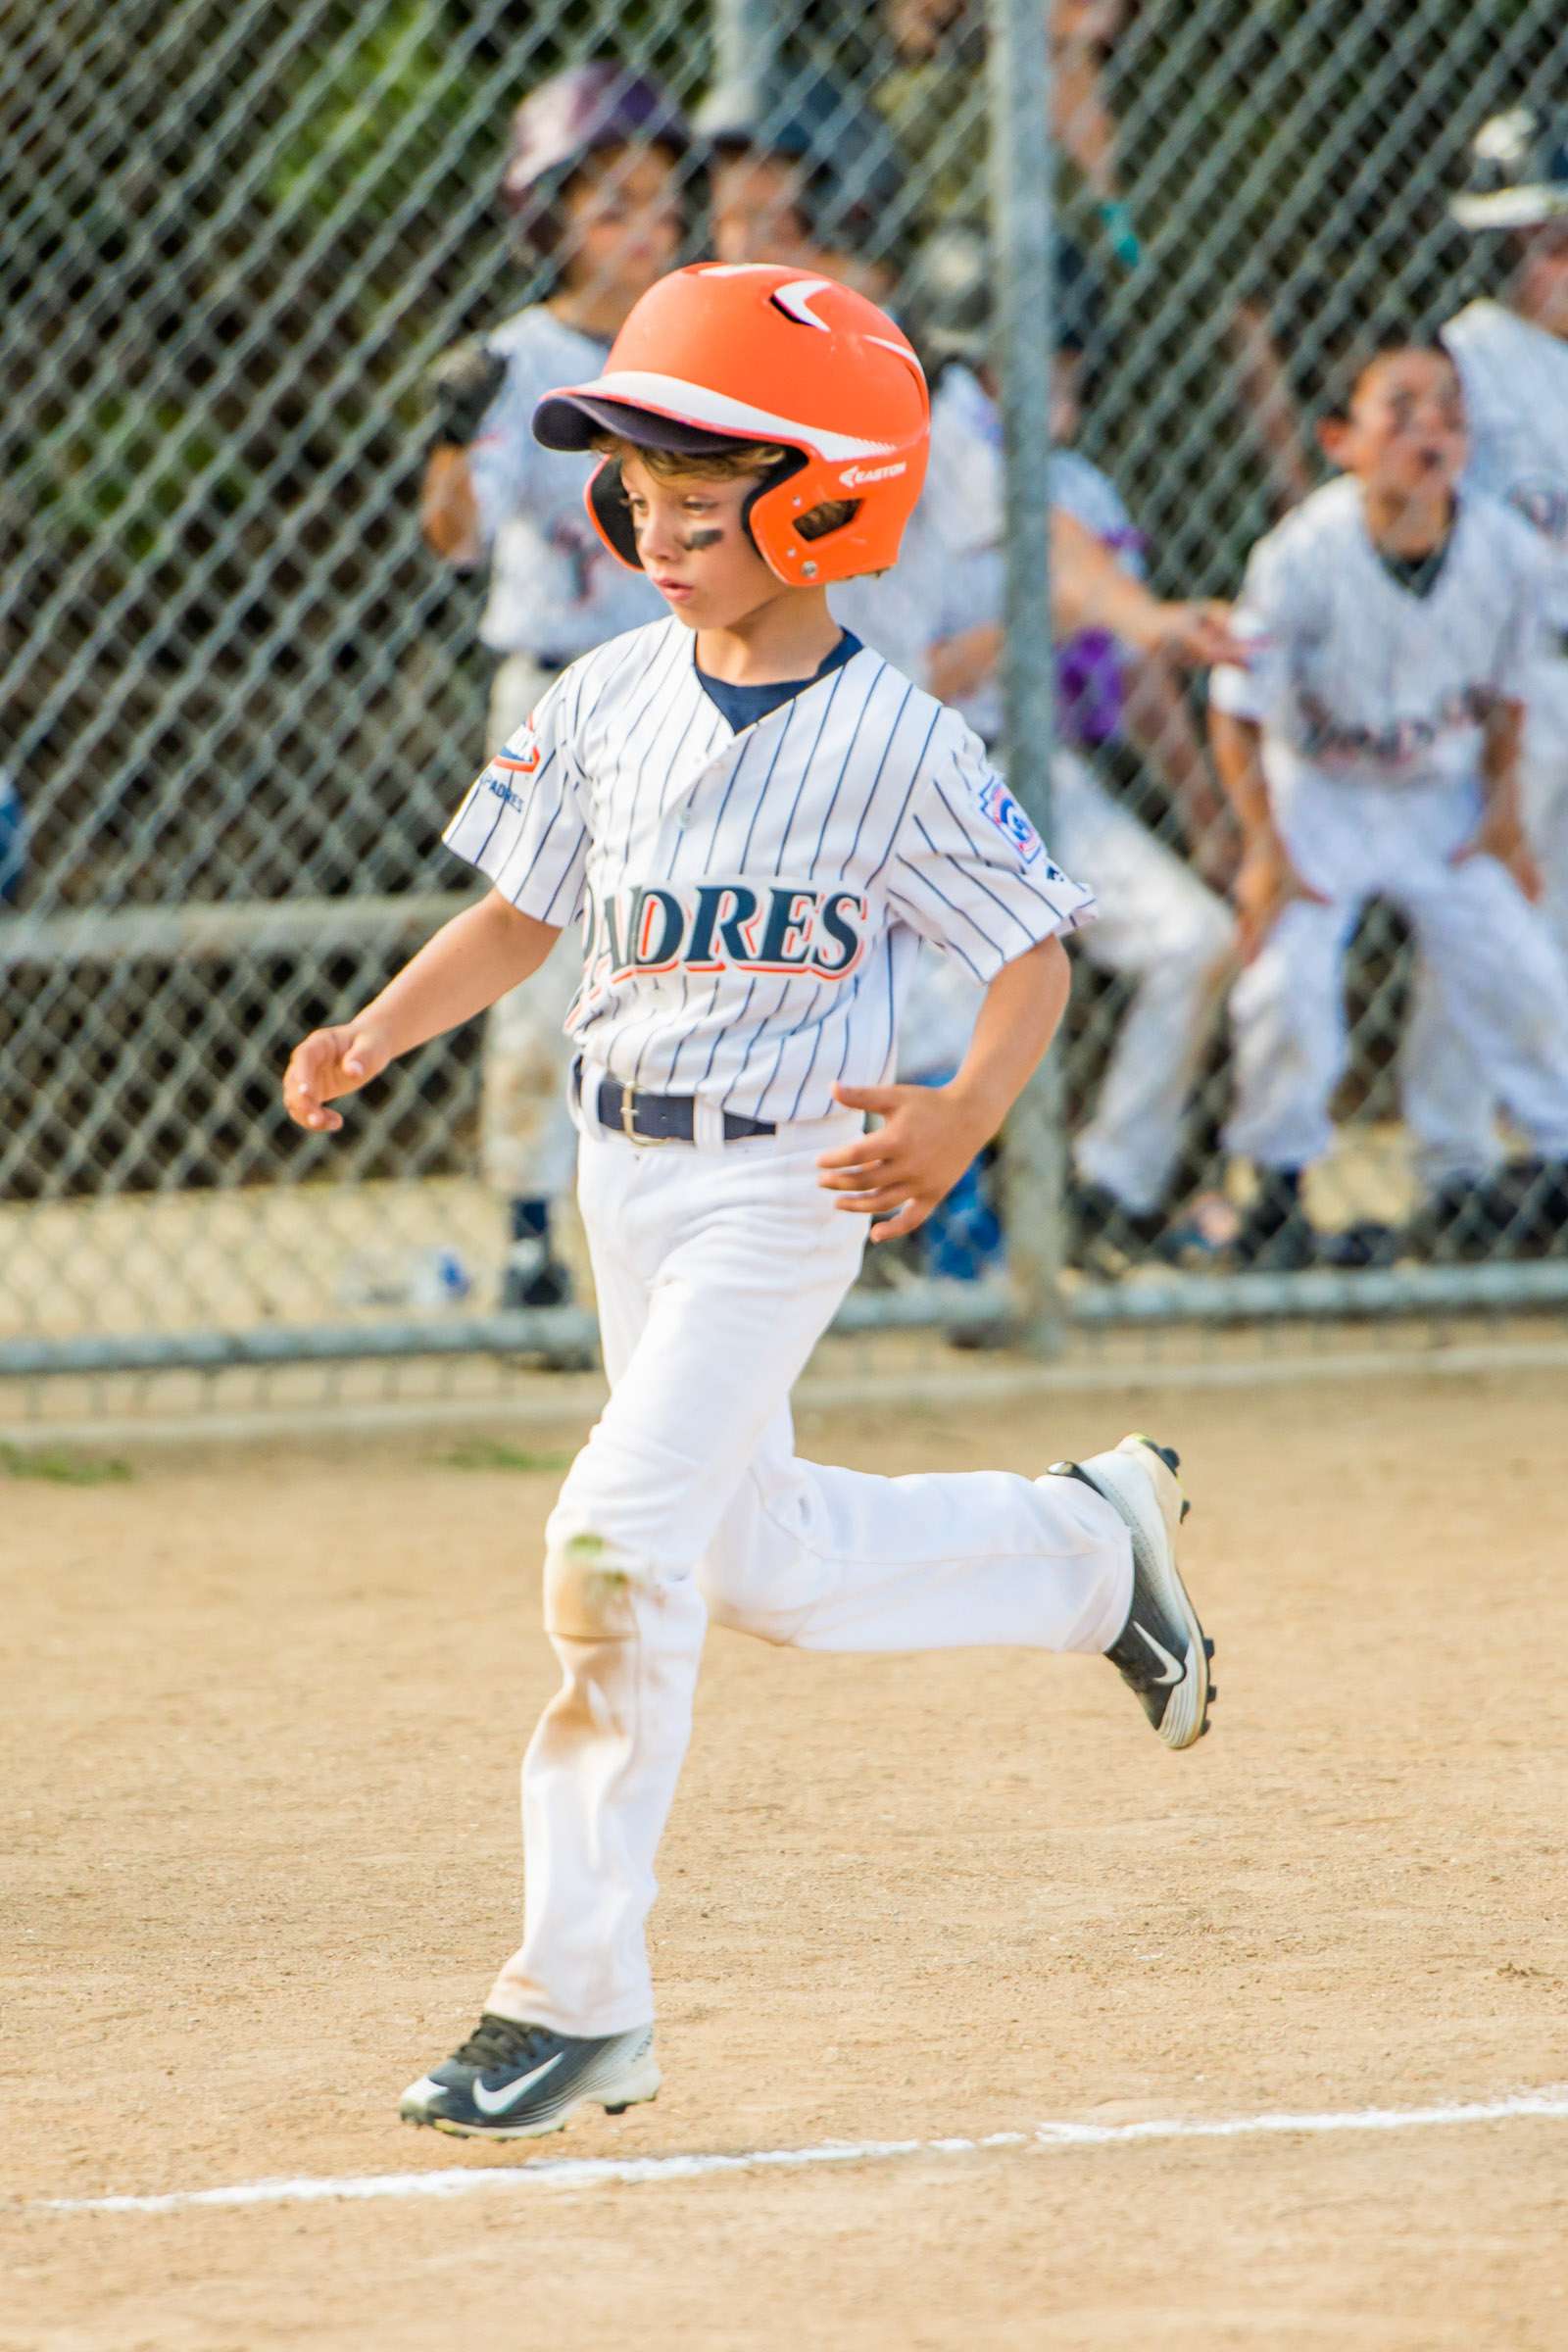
818, 1080, 997, 1243
1452, 809, 1543, 902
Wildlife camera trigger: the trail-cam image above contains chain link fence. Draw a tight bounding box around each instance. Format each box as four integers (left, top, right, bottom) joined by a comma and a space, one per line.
6, 0, 1568, 1407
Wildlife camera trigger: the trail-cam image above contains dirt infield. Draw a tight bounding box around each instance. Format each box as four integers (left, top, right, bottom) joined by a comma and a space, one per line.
7, 1365, 1567, 2350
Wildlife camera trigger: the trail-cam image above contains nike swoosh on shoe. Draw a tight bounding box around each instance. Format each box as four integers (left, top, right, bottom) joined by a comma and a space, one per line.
471, 2052, 566, 2117
1132, 1620, 1185, 1686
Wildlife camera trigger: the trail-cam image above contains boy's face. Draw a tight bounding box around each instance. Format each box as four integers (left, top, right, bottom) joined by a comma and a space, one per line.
1512, 220, 1568, 340
559, 144, 683, 311
619, 452, 781, 629
710, 154, 817, 270
1329, 350, 1467, 498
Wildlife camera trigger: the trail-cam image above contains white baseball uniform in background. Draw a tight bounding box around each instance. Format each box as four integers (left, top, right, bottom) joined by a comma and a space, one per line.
832, 363, 1004, 1086
839, 364, 1231, 1216
468, 306, 666, 675
442, 618, 1133, 2035
1212, 476, 1568, 1175
1400, 299, 1568, 1183
465, 306, 666, 1207
1446, 298, 1568, 888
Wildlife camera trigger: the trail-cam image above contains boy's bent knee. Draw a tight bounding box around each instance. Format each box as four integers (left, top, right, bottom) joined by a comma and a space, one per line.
543, 1529, 641, 1641
543, 1437, 708, 1637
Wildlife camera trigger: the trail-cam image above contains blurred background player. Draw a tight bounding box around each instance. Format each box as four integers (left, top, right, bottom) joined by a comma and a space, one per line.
1210, 341, 1568, 1269
419, 63, 689, 1319
1396, 112, 1568, 1243
884, 227, 1236, 1277
697, 69, 910, 304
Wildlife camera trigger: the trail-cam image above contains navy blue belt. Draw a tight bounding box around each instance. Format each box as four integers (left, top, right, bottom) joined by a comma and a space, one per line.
575, 1063, 775, 1146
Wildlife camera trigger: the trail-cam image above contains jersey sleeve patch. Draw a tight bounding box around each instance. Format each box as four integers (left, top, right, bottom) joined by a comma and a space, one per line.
975, 774, 1043, 865
443, 666, 591, 925
492, 719, 543, 779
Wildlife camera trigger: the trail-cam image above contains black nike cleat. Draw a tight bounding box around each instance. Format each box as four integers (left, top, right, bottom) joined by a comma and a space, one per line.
1048, 1434, 1213, 1750
400, 2013, 660, 2140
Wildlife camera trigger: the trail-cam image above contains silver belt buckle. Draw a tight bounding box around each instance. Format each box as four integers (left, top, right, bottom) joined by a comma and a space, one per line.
615, 1080, 677, 1146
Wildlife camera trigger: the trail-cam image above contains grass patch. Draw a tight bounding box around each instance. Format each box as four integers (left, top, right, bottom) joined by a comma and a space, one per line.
435, 1440, 573, 1475
0, 1442, 134, 1486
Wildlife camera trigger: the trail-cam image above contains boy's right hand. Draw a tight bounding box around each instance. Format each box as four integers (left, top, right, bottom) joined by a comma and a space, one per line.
1233, 830, 1329, 963
282, 1024, 392, 1134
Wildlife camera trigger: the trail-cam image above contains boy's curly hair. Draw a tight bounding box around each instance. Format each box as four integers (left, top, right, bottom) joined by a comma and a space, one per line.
590, 432, 858, 542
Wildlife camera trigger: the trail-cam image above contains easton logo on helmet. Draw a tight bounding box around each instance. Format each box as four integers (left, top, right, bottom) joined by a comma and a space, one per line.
838, 460, 907, 488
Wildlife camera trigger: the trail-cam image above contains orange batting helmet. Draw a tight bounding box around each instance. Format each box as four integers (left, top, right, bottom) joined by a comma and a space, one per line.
531, 262, 930, 585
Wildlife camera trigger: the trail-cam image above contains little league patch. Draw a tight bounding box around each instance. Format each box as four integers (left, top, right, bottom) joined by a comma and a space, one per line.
976, 774, 1044, 865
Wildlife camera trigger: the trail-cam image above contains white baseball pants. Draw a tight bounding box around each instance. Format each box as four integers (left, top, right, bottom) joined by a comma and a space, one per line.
1398, 666, 1568, 1186
485, 1104, 1135, 2037
897, 753, 1232, 1215
1226, 763, 1568, 1173
480, 653, 581, 1202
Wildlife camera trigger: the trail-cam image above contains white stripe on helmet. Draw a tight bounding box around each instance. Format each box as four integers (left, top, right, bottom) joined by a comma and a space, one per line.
569, 370, 899, 461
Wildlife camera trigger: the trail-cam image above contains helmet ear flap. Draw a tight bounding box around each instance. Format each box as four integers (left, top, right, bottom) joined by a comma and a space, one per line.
588, 446, 816, 575
587, 458, 640, 567
740, 446, 808, 554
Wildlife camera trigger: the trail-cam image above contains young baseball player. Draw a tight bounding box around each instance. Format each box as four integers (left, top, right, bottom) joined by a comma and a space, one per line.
1396, 113, 1568, 1228
420, 65, 687, 1319
1210, 339, 1568, 1266
284, 263, 1215, 2138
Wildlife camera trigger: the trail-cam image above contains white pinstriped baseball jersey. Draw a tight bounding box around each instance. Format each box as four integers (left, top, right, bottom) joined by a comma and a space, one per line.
1210, 478, 1548, 793
443, 616, 1096, 1124
1445, 300, 1568, 632
466, 306, 665, 661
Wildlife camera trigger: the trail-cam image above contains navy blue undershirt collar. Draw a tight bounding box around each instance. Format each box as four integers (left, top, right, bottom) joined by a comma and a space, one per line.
693, 631, 861, 734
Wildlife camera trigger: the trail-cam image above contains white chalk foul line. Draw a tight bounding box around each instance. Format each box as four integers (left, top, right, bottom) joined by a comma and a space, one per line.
33, 2086, 1568, 2216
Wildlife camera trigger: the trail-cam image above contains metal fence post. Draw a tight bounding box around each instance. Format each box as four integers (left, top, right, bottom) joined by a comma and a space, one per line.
988, 0, 1064, 1358
709, 0, 778, 116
